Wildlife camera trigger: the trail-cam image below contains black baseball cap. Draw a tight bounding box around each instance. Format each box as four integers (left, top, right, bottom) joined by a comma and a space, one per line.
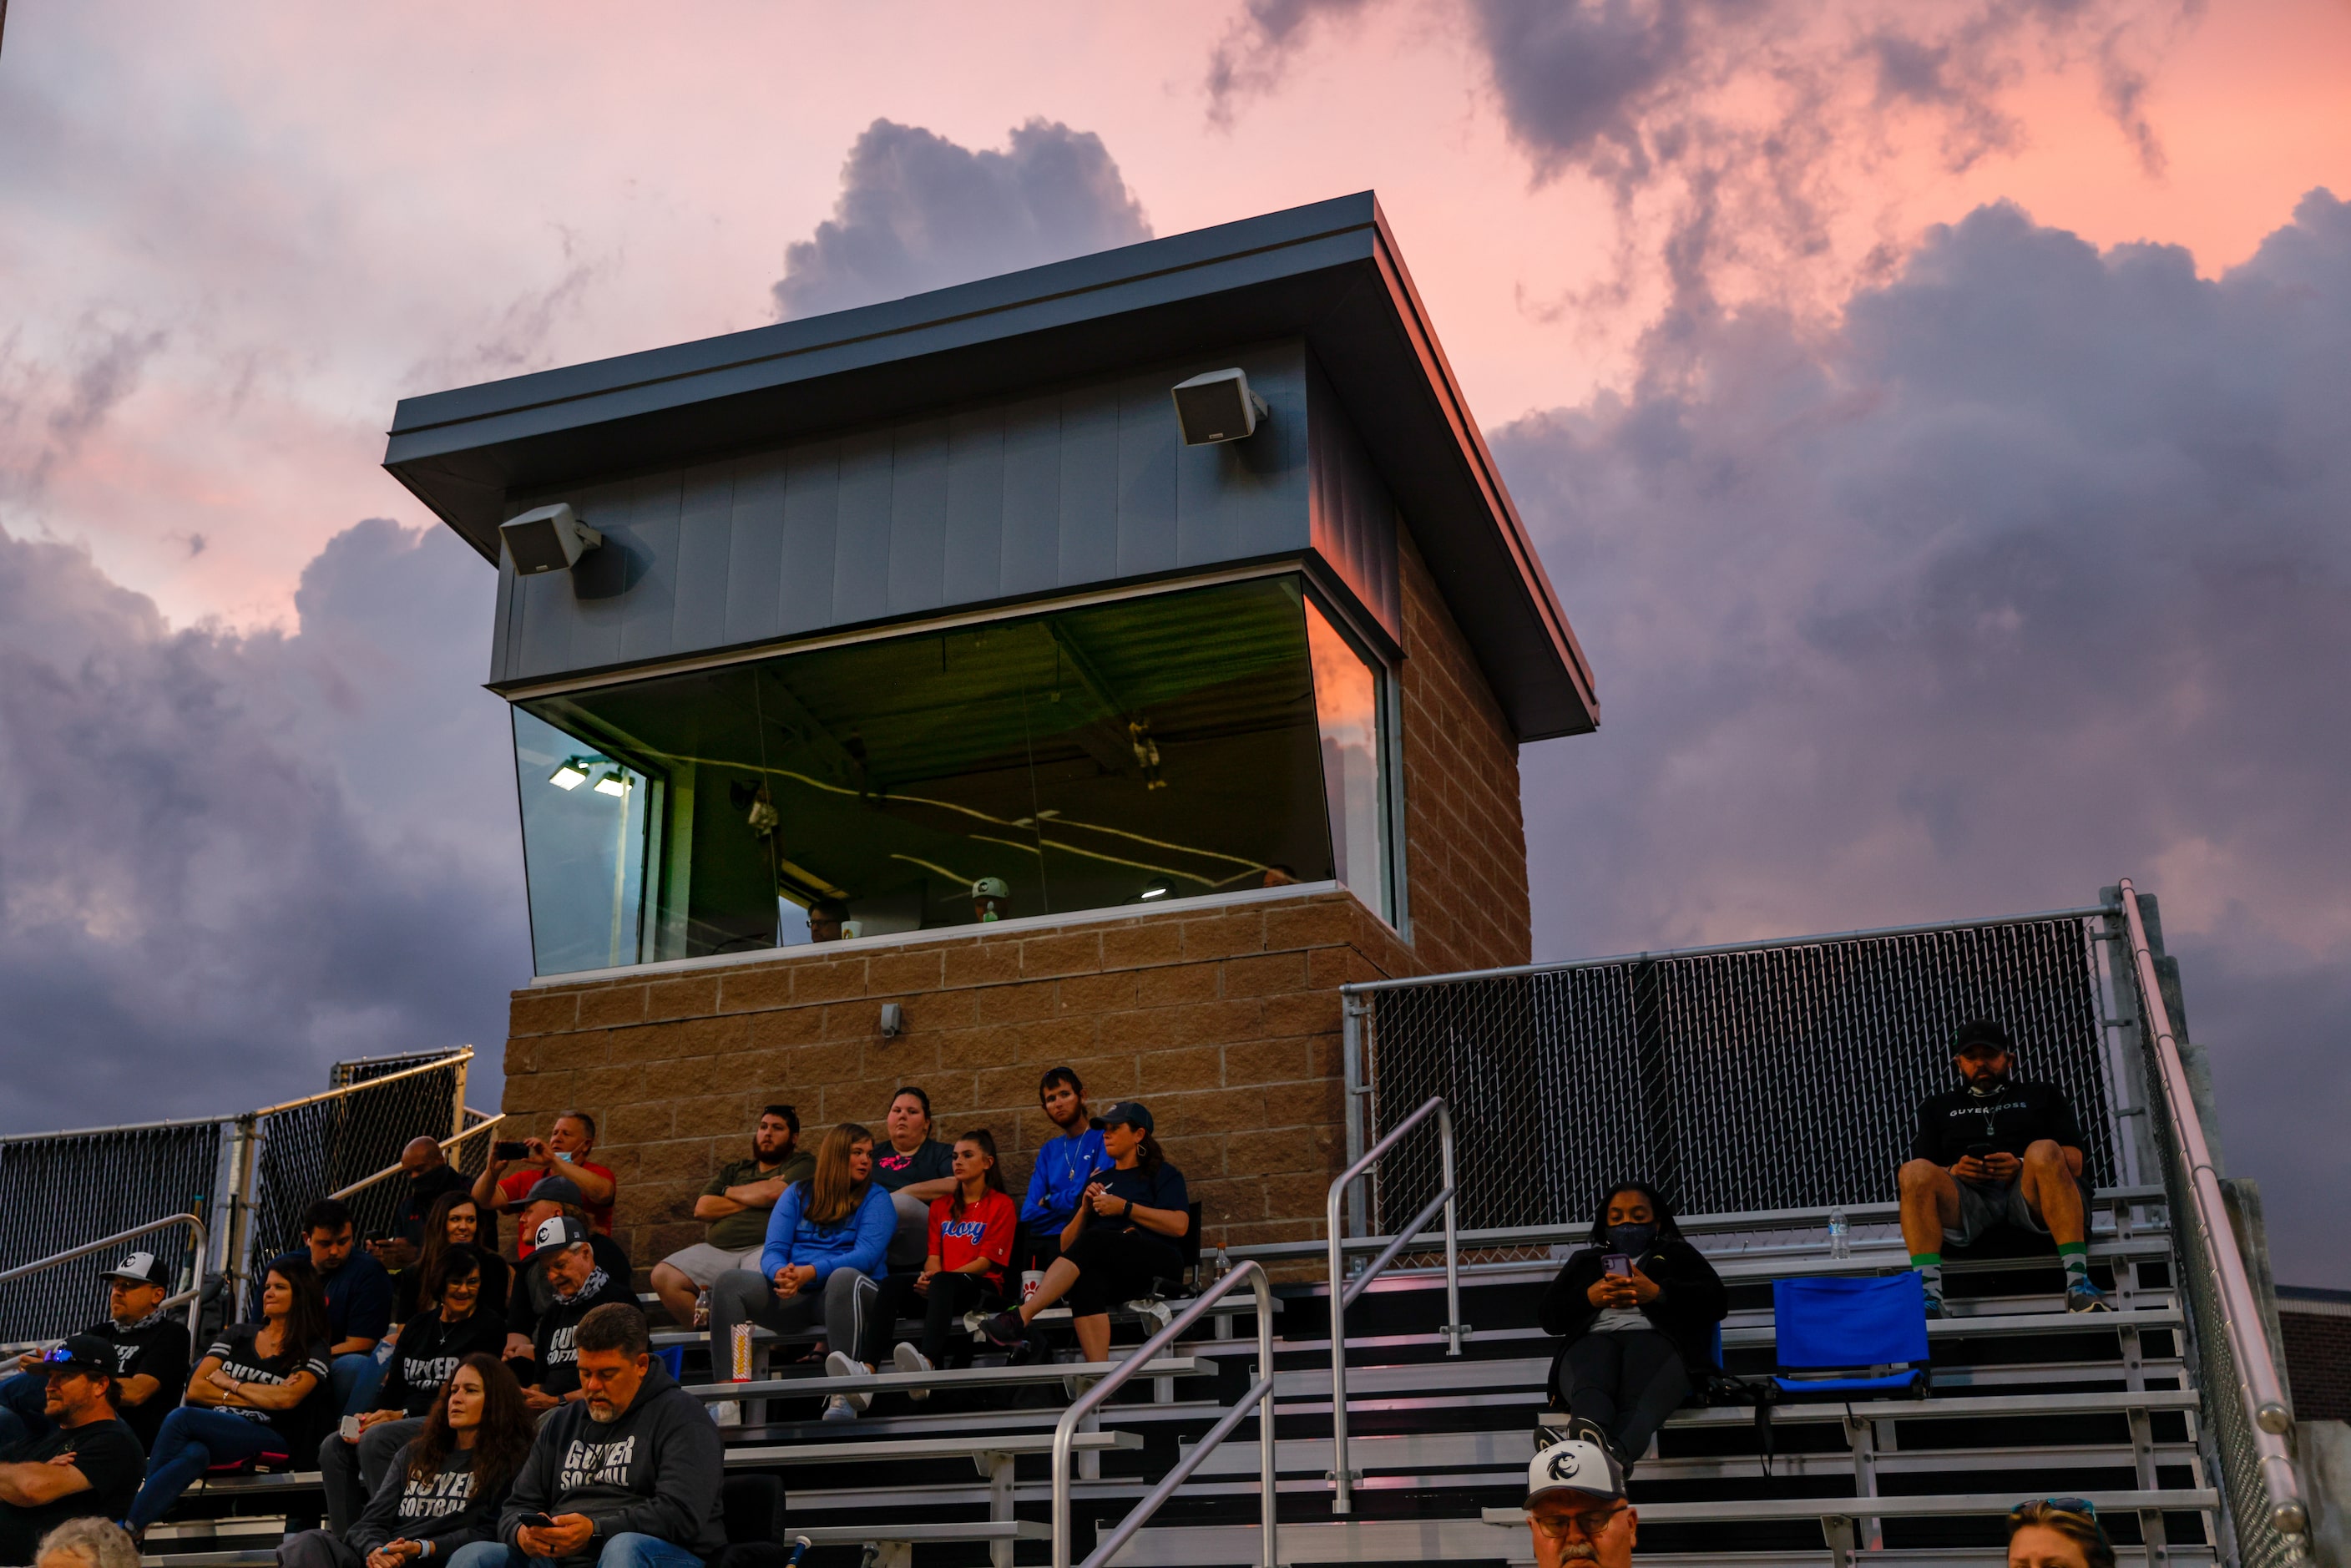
103, 1251, 171, 1287
1097, 1101, 1154, 1134
1950, 1019, 2014, 1056
533, 1215, 593, 1255
38, 1336, 115, 1378
525, 1175, 586, 1207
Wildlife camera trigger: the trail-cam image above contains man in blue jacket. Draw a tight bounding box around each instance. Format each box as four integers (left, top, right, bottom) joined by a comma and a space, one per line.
1019, 1067, 1106, 1274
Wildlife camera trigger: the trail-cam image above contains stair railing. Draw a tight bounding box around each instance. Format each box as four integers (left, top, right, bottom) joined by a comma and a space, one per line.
325, 1112, 506, 1201
1050, 1259, 1277, 1568
0, 1212, 210, 1344
1325, 1093, 1461, 1515
2117, 879, 2309, 1561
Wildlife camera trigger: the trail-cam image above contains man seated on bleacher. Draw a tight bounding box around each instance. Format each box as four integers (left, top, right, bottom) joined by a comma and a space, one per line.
1899, 1018, 2110, 1316
457, 1305, 724, 1568
501, 1182, 633, 1367
648, 1105, 812, 1326
516, 1220, 641, 1416
475, 1113, 618, 1242
0, 1340, 147, 1567
266, 1200, 397, 1417
1519, 1424, 1637, 1568
0, 1252, 189, 1456
1017, 1067, 1105, 1275
369, 1136, 479, 1272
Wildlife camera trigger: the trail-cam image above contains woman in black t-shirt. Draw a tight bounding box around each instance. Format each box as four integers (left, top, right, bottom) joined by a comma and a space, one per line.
982, 1101, 1189, 1364
392, 1197, 510, 1328
321, 1247, 508, 1534
126, 1259, 334, 1533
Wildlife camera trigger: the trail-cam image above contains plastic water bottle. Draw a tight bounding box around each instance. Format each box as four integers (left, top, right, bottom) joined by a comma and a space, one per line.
1212, 1245, 1231, 1283
1828, 1205, 1851, 1260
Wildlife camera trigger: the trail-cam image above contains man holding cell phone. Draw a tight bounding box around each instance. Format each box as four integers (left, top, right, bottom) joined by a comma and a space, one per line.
473, 1115, 618, 1243
1898, 1018, 2108, 1317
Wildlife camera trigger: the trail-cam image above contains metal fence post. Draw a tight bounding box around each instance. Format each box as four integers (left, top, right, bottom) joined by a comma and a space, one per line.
1342, 990, 1368, 1237
450, 1050, 471, 1141
222, 1114, 259, 1319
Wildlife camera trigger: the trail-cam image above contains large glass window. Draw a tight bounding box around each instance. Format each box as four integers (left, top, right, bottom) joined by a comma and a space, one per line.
1304, 599, 1390, 923
511, 575, 1398, 974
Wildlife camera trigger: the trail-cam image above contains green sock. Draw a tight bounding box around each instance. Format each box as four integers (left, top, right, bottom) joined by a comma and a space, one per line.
1910, 1253, 1944, 1298
2059, 1242, 2090, 1285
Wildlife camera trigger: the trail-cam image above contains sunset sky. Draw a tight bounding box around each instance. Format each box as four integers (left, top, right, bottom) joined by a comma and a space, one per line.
3, 1, 2348, 1278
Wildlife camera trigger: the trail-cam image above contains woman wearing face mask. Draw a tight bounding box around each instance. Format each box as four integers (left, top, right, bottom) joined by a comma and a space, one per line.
1535, 1182, 1726, 1471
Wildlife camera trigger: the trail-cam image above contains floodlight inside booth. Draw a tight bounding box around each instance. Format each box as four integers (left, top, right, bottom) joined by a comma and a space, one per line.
1170, 368, 1268, 446
501, 503, 604, 575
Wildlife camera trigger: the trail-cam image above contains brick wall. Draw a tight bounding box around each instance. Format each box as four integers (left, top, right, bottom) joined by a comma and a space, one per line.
2285, 1307, 2351, 1422
503, 889, 1419, 1274
1395, 530, 1533, 975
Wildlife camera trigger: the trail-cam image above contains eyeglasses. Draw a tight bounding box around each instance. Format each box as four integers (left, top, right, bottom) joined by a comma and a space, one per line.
2015, 1497, 2099, 1519
1528, 1501, 1628, 1540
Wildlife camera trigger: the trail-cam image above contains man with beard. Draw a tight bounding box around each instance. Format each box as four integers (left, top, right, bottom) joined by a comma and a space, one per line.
0, 1253, 188, 1454
1518, 1426, 1636, 1568
648, 1105, 813, 1326
458, 1305, 723, 1568
1016, 1067, 1105, 1275
1898, 1019, 2108, 1316
0, 1339, 145, 1565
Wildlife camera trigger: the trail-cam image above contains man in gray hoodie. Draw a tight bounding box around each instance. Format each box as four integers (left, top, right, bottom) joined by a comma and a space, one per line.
447, 1304, 724, 1568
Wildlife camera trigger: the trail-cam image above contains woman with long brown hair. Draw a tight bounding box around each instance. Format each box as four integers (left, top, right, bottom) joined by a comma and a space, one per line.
277, 1355, 530, 1568
392, 1196, 510, 1326
894, 1130, 1017, 1386
708, 1123, 897, 1424
127, 1259, 334, 1532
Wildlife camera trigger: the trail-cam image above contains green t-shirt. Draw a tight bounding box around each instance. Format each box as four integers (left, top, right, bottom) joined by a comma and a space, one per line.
704, 1151, 817, 1250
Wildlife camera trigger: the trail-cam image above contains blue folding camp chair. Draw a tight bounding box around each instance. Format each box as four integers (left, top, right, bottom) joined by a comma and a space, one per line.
1770, 1274, 1930, 1399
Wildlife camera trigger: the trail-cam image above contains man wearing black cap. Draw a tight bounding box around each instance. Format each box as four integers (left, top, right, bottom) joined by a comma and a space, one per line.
518, 1217, 640, 1415
1518, 1424, 1636, 1568
0, 1338, 146, 1565
1899, 1018, 2107, 1316
501, 1186, 633, 1366
0, 1254, 189, 1454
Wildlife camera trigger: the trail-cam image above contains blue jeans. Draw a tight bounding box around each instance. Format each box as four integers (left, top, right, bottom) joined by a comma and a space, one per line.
447, 1534, 705, 1568
0, 1370, 52, 1451
128, 1407, 286, 1530
328, 1352, 388, 1417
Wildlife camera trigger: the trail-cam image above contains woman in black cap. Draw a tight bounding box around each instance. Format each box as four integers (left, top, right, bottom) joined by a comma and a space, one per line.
982, 1101, 1188, 1363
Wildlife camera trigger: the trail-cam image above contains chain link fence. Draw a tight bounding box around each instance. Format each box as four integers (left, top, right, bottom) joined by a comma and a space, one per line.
0, 1049, 474, 1340
0, 1123, 221, 1342
1360, 913, 2115, 1236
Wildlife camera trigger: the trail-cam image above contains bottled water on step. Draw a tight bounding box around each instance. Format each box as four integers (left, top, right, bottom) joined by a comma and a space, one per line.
1828, 1205, 1850, 1260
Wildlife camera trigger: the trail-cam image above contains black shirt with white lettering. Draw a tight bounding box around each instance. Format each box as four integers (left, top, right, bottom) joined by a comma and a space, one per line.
1911, 1079, 2087, 1170
379, 1308, 508, 1418
0, 1417, 144, 1565
350, 1444, 506, 1557
85, 1313, 191, 1449
528, 1273, 640, 1398
204, 1324, 331, 1453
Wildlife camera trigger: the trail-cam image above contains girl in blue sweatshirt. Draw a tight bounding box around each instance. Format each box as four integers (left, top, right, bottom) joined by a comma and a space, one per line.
707, 1124, 895, 1424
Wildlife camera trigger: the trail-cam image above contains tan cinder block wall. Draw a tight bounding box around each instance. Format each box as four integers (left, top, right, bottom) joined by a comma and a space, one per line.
504, 891, 1415, 1268
499, 541, 1533, 1274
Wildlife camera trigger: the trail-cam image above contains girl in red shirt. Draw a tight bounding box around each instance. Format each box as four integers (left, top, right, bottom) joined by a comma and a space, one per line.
893, 1131, 1017, 1387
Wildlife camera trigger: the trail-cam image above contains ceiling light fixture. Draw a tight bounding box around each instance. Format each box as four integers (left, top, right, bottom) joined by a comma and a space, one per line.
1140, 880, 1171, 900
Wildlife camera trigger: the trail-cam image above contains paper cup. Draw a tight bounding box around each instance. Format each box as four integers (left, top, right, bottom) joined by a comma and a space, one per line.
1020, 1269, 1044, 1304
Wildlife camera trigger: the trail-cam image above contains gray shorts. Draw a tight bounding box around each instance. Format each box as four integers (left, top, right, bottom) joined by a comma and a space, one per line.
660, 1242, 764, 1289
1946, 1177, 2045, 1247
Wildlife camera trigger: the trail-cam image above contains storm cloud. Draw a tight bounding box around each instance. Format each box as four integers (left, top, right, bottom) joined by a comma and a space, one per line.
771, 118, 1153, 319
1501, 190, 2351, 1279
0, 518, 523, 1132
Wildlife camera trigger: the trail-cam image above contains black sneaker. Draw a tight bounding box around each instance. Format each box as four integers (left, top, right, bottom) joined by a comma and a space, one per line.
980, 1309, 1026, 1348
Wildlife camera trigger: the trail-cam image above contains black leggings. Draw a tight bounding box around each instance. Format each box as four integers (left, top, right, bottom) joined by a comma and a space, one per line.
1063, 1227, 1183, 1318
920, 1272, 1004, 1366
1551, 1330, 1691, 1464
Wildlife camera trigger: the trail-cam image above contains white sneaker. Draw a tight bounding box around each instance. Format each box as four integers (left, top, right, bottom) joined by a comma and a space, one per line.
820, 1393, 857, 1423
893, 1343, 934, 1402
708, 1399, 741, 1428
825, 1350, 872, 1413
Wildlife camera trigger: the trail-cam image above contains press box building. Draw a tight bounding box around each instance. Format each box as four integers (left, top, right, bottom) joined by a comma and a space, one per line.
386, 193, 1597, 1262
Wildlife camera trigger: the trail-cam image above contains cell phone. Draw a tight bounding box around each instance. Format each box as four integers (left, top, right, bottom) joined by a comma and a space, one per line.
1966, 1141, 1995, 1160
517, 1514, 556, 1531
493, 1141, 530, 1161
1603, 1254, 1632, 1277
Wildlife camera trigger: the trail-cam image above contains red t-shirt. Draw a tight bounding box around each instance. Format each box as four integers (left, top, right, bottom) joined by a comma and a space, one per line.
928, 1190, 1017, 1289
501, 1161, 616, 1253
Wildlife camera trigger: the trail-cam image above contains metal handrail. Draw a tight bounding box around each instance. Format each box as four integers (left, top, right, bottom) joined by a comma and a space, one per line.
2117, 880, 2308, 1541
1325, 1094, 1459, 1515
1051, 1260, 1277, 1568
245, 1046, 474, 1120
0, 1213, 210, 1341
326, 1112, 506, 1202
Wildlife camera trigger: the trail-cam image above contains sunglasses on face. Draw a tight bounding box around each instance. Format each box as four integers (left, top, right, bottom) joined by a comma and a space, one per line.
2015, 1498, 2098, 1519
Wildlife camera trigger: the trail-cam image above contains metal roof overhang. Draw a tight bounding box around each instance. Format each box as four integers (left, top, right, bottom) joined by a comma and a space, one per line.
383, 192, 1597, 740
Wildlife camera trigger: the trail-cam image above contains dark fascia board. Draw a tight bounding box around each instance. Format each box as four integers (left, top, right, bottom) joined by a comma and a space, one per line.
383, 191, 1598, 740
